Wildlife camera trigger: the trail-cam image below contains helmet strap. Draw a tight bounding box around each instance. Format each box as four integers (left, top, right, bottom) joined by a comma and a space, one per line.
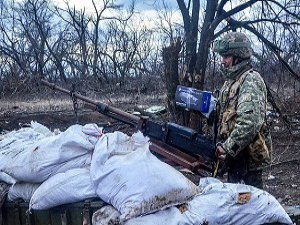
232, 57, 250, 66
232, 56, 242, 66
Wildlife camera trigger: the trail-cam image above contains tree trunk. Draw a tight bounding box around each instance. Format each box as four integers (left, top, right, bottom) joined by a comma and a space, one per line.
189, 0, 218, 131
177, 0, 200, 88
162, 38, 182, 122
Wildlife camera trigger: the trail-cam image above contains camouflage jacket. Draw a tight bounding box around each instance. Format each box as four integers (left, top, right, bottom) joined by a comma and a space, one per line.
218, 61, 271, 170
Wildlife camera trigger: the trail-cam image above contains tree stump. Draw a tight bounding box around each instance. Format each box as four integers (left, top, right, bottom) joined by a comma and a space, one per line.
162, 38, 182, 123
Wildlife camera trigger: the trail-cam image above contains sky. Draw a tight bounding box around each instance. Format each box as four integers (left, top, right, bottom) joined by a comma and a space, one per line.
48, 0, 253, 48
54, 0, 177, 10
52, 0, 178, 13
51, 0, 249, 13
51, 0, 182, 29
50, 0, 251, 24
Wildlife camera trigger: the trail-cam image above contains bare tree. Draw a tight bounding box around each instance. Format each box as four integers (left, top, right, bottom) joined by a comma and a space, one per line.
0, 0, 71, 86
55, 2, 90, 81
176, 0, 300, 130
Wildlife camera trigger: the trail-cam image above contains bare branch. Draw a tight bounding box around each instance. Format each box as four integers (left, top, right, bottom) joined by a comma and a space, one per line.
266, 0, 300, 20
176, 0, 190, 33
216, 0, 229, 17
211, 0, 261, 31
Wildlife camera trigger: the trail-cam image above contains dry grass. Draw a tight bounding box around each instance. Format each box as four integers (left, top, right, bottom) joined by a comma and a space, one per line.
0, 93, 167, 116
0, 99, 74, 115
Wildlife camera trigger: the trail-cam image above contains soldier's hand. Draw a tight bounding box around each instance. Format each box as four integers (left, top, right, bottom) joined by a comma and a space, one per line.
215, 145, 226, 160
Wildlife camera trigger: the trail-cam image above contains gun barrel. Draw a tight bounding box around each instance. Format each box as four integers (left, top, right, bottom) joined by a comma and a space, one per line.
41, 79, 140, 125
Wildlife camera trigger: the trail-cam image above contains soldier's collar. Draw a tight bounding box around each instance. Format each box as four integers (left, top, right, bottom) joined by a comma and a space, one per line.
222, 60, 251, 80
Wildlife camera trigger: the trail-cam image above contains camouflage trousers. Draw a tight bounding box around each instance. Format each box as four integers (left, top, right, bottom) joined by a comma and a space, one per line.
228, 170, 263, 189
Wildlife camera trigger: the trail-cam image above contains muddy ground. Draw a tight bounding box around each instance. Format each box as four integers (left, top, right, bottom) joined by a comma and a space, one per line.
0, 97, 300, 207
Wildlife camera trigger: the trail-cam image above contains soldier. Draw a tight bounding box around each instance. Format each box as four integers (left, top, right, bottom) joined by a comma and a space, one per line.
212, 32, 272, 189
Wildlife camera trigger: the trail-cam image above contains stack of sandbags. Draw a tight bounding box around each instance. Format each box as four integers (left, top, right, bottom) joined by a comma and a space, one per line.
1, 123, 102, 208
1, 122, 293, 225
3, 124, 199, 214
1, 123, 102, 183
92, 177, 292, 225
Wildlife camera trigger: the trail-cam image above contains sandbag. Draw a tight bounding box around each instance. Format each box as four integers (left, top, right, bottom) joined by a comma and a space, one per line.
30, 121, 53, 137
124, 206, 187, 225
0, 172, 17, 184
0, 121, 53, 171
0, 121, 52, 142
182, 177, 293, 225
29, 167, 97, 210
2, 124, 99, 183
90, 131, 200, 222
82, 123, 103, 146
92, 205, 187, 225
7, 183, 40, 202
124, 178, 292, 225
92, 205, 121, 225
0, 182, 10, 206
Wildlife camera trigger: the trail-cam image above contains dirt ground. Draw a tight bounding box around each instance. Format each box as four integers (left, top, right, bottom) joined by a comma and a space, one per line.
0, 97, 300, 207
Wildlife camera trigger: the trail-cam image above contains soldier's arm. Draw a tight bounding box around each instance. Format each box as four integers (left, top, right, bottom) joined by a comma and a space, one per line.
222, 72, 267, 157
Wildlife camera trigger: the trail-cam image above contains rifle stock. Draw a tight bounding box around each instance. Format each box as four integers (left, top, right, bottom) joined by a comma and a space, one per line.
41, 79, 215, 174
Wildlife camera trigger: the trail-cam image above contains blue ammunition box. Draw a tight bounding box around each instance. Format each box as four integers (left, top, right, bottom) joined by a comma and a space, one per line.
175, 85, 212, 113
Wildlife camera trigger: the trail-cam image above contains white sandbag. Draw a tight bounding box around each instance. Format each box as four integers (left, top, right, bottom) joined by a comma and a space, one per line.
183, 177, 293, 225
82, 123, 103, 146
124, 206, 187, 225
0, 172, 17, 184
126, 178, 293, 225
2, 124, 97, 183
30, 121, 53, 137
0, 121, 52, 152
92, 205, 121, 225
7, 183, 40, 202
92, 205, 185, 225
30, 167, 97, 210
91, 131, 200, 222
0, 122, 52, 171
0, 121, 52, 143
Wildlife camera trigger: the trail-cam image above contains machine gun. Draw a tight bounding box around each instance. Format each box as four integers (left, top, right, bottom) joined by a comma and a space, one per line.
41, 80, 216, 174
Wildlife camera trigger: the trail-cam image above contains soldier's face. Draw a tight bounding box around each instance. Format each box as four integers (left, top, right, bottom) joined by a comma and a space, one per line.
221, 55, 233, 68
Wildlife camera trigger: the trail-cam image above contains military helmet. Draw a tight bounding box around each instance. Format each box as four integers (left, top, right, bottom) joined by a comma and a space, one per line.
213, 32, 252, 59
